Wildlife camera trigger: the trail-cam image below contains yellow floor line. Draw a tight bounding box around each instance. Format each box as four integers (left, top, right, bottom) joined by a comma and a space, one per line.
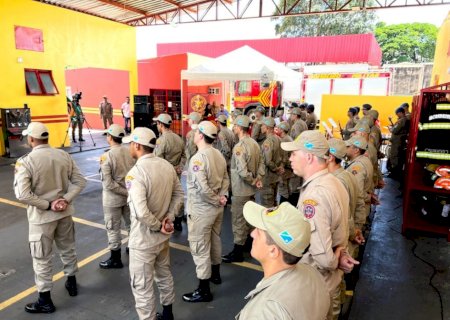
0, 197, 262, 310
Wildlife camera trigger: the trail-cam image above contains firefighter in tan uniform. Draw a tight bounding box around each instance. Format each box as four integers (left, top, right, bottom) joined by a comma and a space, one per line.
289, 108, 308, 139
388, 106, 409, 179
251, 106, 266, 144
259, 116, 282, 208
222, 115, 265, 263
306, 104, 318, 130
345, 135, 374, 231
342, 107, 358, 140
182, 121, 229, 303
14, 122, 86, 313
185, 112, 201, 163
214, 114, 236, 168
236, 201, 330, 320
281, 131, 358, 320
327, 139, 365, 257
124, 127, 184, 320
154, 113, 186, 231
99, 124, 135, 269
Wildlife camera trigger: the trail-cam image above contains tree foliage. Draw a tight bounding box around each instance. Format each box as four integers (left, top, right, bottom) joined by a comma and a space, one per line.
374, 22, 438, 64
274, 0, 377, 37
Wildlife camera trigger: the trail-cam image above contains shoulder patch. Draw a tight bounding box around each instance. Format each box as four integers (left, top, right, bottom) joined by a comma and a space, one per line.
303, 199, 318, 206
100, 154, 107, 164
125, 175, 134, 190
303, 199, 317, 219
234, 146, 244, 156
192, 159, 203, 172
156, 139, 161, 145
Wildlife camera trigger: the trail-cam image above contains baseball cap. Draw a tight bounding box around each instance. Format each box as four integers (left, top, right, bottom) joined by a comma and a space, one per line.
345, 135, 368, 150
348, 123, 370, 134
197, 121, 218, 139
367, 109, 379, 120
291, 108, 302, 116
255, 106, 265, 114
123, 127, 156, 147
153, 113, 172, 125
328, 138, 347, 160
396, 106, 406, 114
281, 130, 330, 159
231, 109, 242, 117
216, 114, 228, 124
277, 121, 290, 132
188, 112, 201, 124
22, 122, 49, 139
105, 124, 125, 138
261, 116, 275, 128
243, 201, 311, 258
234, 115, 250, 128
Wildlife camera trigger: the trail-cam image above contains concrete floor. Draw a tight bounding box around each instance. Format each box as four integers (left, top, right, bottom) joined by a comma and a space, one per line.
0, 138, 448, 320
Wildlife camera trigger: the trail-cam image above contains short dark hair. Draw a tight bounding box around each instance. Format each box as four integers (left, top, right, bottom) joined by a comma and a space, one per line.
201, 132, 216, 145
333, 156, 342, 165
239, 126, 250, 133
264, 231, 302, 265
159, 121, 171, 129
110, 135, 123, 144
142, 138, 157, 153
307, 104, 315, 112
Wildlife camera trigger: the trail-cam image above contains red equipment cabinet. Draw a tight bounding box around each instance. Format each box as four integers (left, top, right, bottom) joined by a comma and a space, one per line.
402, 82, 450, 241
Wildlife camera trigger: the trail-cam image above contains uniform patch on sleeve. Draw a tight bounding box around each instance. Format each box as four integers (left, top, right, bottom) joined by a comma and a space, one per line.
100, 154, 107, 164
351, 165, 360, 175
263, 142, 270, 151
303, 199, 317, 219
14, 161, 22, 174
192, 160, 203, 172
156, 139, 161, 145
125, 175, 134, 190
234, 146, 243, 156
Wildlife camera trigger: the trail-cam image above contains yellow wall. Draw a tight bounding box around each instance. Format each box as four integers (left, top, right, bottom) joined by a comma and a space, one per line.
431, 11, 450, 86
320, 94, 413, 136
0, 0, 137, 153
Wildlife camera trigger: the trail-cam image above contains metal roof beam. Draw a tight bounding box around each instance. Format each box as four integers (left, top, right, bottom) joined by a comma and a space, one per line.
95, 0, 147, 15
162, 0, 197, 13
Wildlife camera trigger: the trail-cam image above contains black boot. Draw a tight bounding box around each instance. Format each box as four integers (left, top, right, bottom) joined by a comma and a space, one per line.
222, 244, 244, 263
174, 216, 183, 231
182, 279, 213, 303
65, 275, 78, 296
99, 249, 123, 269
210, 264, 222, 284
72, 137, 77, 143
156, 304, 174, 320
79, 137, 85, 142
25, 291, 56, 313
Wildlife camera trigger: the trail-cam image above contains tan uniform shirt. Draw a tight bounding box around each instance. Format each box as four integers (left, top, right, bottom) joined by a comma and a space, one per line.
214, 126, 235, 166
251, 121, 266, 144
100, 144, 135, 207
290, 118, 308, 140
187, 146, 229, 213
261, 133, 282, 185
100, 101, 113, 118
185, 129, 197, 163
14, 144, 86, 224
236, 264, 330, 320
230, 136, 265, 197
155, 130, 186, 172
343, 118, 357, 140
298, 169, 349, 293
346, 155, 373, 227
126, 154, 184, 250
306, 112, 318, 130
370, 125, 382, 150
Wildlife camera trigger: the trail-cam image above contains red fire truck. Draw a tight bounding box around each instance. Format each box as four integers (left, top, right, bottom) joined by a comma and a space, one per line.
232, 80, 282, 116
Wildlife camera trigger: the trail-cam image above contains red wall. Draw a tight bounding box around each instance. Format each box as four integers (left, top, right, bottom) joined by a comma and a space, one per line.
65, 68, 130, 129
138, 54, 187, 93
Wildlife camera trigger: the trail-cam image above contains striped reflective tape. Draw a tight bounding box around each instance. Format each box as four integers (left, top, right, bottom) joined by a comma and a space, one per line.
416, 151, 450, 160
418, 122, 450, 130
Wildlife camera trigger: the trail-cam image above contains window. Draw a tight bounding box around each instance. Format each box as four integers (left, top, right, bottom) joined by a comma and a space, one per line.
237, 81, 250, 94
24, 69, 58, 95
208, 87, 220, 95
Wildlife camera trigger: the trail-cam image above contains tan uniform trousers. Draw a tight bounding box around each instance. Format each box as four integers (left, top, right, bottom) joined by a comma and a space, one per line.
103, 205, 131, 251
187, 210, 223, 279
29, 216, 78, 292
129, 241, 175, 320
259, 182, 277, 208
231, 195, 254, 245
327, 280, 343, 320
102, 116, 113, 129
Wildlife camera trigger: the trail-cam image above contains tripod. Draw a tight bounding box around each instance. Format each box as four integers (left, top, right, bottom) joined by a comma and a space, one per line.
61, 116, 96, 151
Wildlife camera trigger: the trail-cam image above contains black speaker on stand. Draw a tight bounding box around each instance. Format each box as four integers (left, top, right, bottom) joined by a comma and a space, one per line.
133, 95, 152, 129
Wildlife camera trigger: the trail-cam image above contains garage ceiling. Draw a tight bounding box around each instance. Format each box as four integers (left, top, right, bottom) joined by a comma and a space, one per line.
35, 0, 450, 26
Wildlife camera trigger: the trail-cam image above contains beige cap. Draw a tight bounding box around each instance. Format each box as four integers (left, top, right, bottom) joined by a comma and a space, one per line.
349, 123, 370, 134
345, 135, 368, 150
359, 116, 374, 127
243, 201, 311, 258
255, 106, 265, 114
281, 130, 330, 159
277, 121, 290, 132
123, 127, 156, 147
22, 122, 49, 139
105, 124, 125, 138
261, 116, 275, 128
216, 114, 228, 124
328, 138, 347, 160
231, 109, 242, 117
367, 109, 379, 120
197, 121, 218, 139
234, 115, 250, 128
153, 113, 172, 125
291, 108, 302, 116
188, 112, 201, 124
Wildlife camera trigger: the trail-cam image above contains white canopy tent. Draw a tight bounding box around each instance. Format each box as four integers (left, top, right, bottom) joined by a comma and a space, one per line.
181, 45, 301, 101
